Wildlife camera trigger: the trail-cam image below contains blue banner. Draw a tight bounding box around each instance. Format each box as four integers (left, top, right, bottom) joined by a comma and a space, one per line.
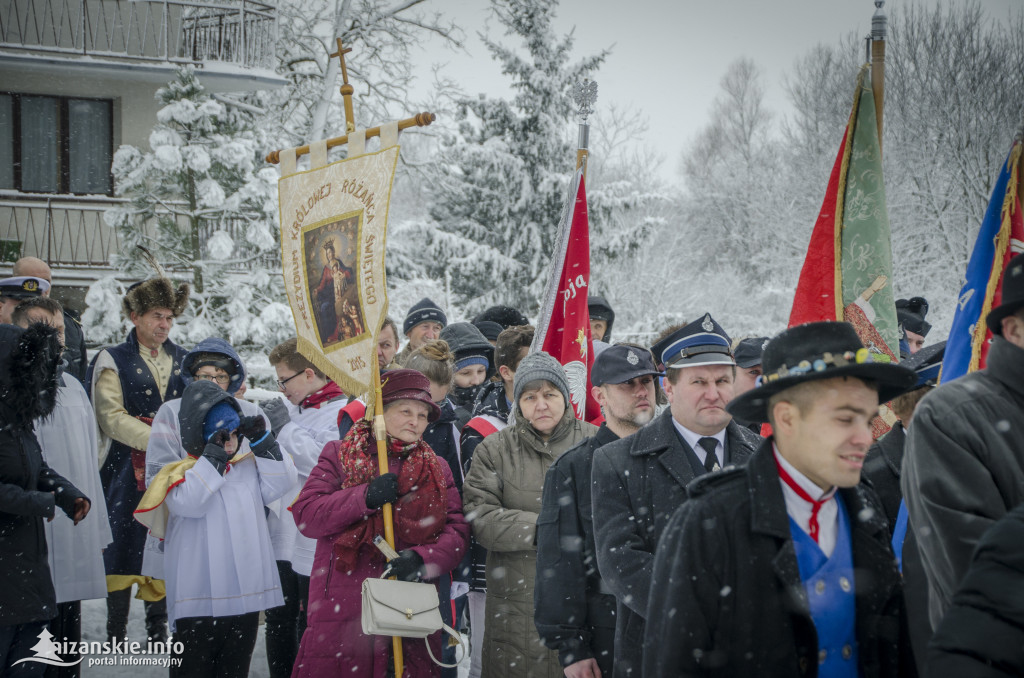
942, 149, 1015, 382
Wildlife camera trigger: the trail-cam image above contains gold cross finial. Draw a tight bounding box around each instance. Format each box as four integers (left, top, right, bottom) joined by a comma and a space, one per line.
330, 38, 356, 132
329, 38, 353, 87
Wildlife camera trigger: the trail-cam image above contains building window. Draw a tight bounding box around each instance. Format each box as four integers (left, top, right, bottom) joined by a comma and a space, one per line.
0, 93, 113, 195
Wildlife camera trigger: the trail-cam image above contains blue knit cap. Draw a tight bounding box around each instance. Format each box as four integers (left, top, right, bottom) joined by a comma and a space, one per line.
203, 401, 240, 441
455, 355, 490, 372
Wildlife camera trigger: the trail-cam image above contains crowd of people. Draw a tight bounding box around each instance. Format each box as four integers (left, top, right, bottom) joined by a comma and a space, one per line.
0, 251, 1022, 678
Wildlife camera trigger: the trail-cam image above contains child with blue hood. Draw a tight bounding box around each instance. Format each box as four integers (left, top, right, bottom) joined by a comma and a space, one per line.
135, 338, 296, 677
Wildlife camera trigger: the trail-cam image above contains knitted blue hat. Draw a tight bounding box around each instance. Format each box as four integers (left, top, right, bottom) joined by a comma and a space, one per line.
203, 401, 240, 441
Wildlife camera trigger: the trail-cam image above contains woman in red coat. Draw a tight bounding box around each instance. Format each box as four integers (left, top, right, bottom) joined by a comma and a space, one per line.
291, 369, 470, 678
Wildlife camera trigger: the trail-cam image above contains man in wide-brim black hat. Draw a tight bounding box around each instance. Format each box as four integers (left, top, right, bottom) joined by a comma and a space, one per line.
902, 251, 1024, 633
644, 321, 918, 678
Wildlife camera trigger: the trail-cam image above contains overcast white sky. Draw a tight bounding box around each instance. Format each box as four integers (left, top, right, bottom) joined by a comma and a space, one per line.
411, 0, 1020, 181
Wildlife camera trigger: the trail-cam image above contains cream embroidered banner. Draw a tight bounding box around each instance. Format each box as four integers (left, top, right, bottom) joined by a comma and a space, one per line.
278, 145, 399, 396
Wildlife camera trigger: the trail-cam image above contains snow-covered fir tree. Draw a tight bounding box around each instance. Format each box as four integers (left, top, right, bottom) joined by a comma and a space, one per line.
86, 67, 292, 350
405, 0, 607, 316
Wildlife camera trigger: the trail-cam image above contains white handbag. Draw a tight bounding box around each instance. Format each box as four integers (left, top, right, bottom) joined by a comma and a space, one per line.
361, 571, 464, 668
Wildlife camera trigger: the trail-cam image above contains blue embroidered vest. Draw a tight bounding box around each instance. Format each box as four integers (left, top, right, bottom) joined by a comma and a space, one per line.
789, 494, 860, 678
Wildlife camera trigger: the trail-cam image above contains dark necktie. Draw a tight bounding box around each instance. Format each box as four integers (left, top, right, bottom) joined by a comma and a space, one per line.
699, 437, 720, 473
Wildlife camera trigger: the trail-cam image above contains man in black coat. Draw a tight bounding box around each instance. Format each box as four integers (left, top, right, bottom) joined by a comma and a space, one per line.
592, 314, 762, 677
927, 500, 1024, 677
645, 321, 918, 677
535, 345, 662, 677
862, 341, 944, 675
0, 323, 90, 672
903, 253, 1024, 629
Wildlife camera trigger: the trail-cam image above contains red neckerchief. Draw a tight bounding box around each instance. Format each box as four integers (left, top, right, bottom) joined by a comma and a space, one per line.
301, 381, 344, 410
773, 453, 836, 544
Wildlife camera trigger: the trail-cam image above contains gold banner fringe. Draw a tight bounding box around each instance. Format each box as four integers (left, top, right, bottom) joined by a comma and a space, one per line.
968, 140, 1022, 372
834, 65, 870, 320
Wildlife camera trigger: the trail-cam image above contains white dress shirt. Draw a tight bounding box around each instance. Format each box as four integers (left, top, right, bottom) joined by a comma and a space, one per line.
774, 444, 839, 557
672, 419, 727, 468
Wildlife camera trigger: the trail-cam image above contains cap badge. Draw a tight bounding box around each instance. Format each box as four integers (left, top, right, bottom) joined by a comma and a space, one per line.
626, 350, 639, 366
23, 280, 37, 292
761, 339, 769, 351
701, 315, 714, 332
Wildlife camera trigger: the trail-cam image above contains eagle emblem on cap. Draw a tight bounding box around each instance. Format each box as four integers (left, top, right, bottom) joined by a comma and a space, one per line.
627, 350, 639, 366
23, 280, 37, 292
701, 314, 714, 332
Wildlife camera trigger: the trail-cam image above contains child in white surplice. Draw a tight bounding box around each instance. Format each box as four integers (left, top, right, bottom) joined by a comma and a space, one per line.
137, 376, 296, 678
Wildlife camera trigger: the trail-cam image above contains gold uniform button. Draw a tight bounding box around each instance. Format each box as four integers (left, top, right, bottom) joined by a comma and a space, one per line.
815, 580, 826, 595
839, 576, 851, 592
842, 645, 853, 660
819, 649, 828, 664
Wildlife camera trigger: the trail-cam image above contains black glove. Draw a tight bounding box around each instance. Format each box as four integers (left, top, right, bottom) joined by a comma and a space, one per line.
202, 430, 231, 475
365, 473, 399, 510
387, 549, 424, 582
259, 398, 291, 437
237, 414, 283, 461
236, 414, 267, 442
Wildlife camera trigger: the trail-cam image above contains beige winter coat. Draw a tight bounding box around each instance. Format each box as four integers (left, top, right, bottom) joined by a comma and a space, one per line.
463, 408, 597, 678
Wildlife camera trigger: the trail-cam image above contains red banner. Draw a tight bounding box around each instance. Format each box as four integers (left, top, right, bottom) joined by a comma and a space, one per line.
533, 171, 601, 422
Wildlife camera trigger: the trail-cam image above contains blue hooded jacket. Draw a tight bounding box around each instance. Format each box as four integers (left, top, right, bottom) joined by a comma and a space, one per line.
181, 337, 247, 395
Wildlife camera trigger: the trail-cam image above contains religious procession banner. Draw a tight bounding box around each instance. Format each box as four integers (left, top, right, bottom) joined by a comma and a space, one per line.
278, 145, 399, 396
942, 139, 1024, 381
787, 65, 899, 437
788, 65, 900, 359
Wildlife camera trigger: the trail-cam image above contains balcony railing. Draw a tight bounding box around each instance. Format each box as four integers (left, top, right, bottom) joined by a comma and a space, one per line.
0, 0, 277, 70
0, 193, 280, 272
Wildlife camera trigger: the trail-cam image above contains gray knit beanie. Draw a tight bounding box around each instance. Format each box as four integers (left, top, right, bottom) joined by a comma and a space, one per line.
513, 351, 570, 407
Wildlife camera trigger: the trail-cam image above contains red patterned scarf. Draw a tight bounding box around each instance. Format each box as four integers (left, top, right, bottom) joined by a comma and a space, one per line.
333, 418, 448, 572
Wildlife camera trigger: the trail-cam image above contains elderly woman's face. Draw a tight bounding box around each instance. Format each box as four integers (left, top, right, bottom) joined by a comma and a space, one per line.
383, 399, 431, 443
518, 381, 566, 437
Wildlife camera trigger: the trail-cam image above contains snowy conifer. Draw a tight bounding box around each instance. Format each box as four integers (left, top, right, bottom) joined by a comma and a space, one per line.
88, 67, 292, 350
407, 0, 606, 316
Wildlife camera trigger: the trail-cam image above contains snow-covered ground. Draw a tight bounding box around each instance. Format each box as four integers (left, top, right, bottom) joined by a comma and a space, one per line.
81, 597, 470, 676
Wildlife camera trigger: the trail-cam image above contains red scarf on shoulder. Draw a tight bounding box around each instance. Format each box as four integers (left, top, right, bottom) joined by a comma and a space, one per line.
333, 418, 447, 572
301, 381, 344, 410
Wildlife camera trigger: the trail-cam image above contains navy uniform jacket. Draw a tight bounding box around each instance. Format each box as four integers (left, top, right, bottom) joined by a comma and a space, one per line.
535, 424, 620, 674
592, 409, 761, 677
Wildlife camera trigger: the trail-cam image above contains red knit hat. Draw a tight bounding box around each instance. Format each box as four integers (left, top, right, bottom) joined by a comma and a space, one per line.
381, 368, 441, 422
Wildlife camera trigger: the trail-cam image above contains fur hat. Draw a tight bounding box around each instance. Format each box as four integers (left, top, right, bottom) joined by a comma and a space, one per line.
122, 277, 190, 318
0, 323, 62, 427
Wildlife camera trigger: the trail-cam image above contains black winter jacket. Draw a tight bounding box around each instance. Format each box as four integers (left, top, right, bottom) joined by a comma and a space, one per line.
459, 381, 512, 591
592, 410, 761, 677
645, 440, 916, 678
903, 337, 1024, 628
535, 424, 620, 674
928, 501, 1024, 677
863, 422, 931, 675
0, 323, 87, 625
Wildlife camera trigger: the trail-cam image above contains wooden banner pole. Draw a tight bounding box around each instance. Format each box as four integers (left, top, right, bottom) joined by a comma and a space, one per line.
370, 356, 404, 676
266, 113, 435, 164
